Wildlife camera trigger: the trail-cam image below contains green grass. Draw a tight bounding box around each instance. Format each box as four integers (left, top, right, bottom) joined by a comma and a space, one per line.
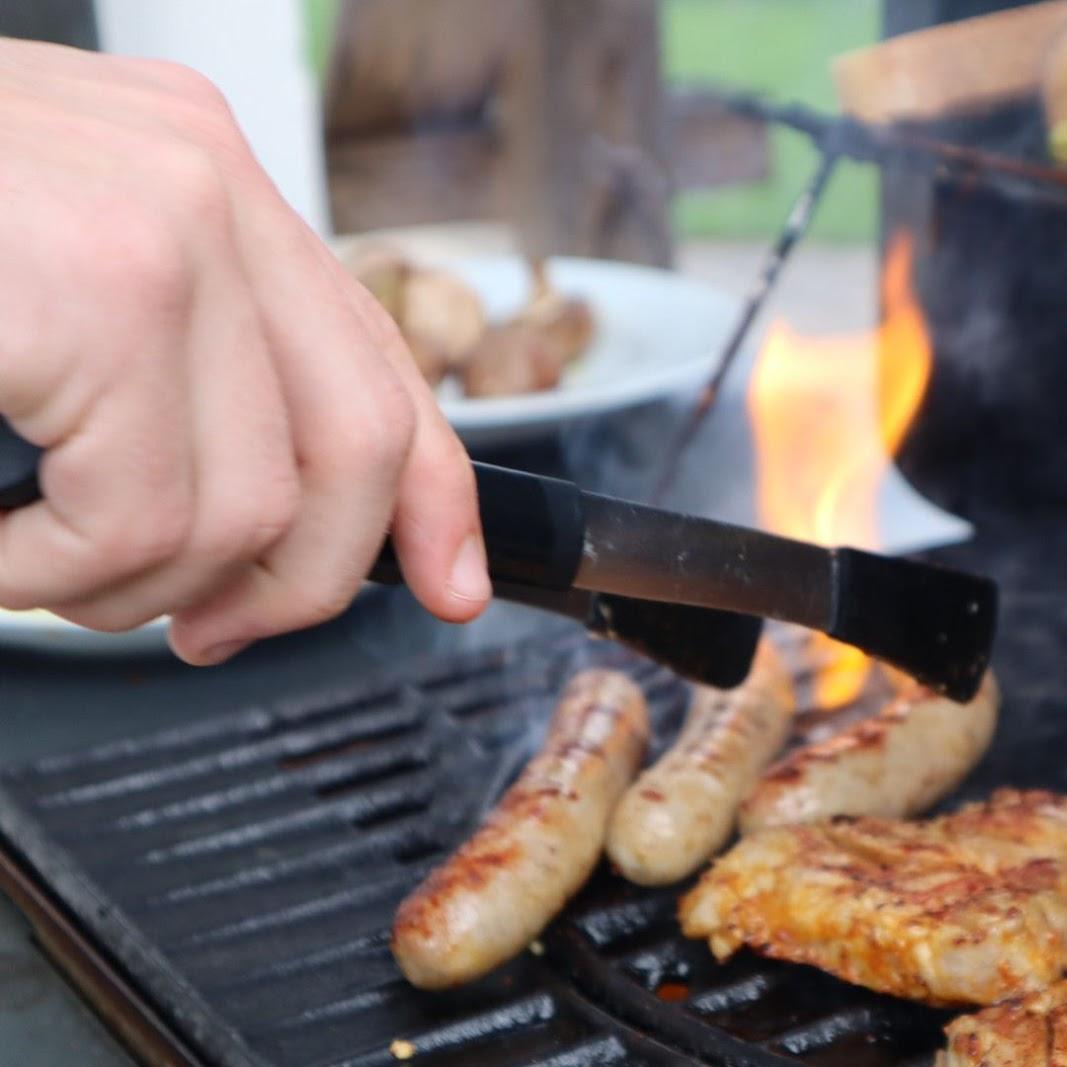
303, 0, 340, 79
663, 0, 881, 242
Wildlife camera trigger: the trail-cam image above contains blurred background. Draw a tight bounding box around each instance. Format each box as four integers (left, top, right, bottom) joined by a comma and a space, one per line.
0, 0, 880, 270
3, 7, 1067, 1065
0, 0, 888, 530
0, 0, 881, 239
1, 0, 1056, 538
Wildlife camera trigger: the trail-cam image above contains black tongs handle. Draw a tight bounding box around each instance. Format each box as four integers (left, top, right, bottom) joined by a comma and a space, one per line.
400, 462, 585, 591
0, 421, 763, 688
0, 420, 41, 510
0, 419, 997, 700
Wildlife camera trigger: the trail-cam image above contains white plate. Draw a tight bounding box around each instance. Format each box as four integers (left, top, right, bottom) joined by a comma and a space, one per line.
0, 609, 169, 654
435, 256, 737, 447
0, 255, 734, 650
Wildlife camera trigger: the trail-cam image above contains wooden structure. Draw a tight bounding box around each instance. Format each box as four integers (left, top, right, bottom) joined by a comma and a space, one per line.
324, 0, 767, 266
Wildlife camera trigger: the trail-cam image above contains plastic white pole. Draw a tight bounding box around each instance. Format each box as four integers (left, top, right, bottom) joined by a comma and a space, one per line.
93, 0, 331, 235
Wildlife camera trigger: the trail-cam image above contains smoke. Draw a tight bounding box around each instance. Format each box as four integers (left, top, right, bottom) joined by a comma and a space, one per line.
559, 359, 760, 528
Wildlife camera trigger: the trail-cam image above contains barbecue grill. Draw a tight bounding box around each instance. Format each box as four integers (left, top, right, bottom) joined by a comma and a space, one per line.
0, 510, 1059, 1067
4, 2, 1067, 1065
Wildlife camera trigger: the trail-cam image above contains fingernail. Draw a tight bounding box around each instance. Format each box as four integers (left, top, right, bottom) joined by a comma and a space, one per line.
448, 534, 491, 603
197, 639, 250, 665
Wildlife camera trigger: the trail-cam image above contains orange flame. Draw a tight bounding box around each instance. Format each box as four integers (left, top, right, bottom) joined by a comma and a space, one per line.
748, 232, 931, 708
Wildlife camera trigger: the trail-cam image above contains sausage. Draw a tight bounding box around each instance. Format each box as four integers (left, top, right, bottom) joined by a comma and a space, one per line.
739, 671, 999, 832
605, 642, 794, 886
391, 669, 648, 989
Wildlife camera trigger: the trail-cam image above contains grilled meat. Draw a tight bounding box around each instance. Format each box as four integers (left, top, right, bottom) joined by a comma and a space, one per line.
607, 641, 794, 886
342, 249, 593, 396
938, 979, 1067, 1066
740, 672, 998, 831
401, 267, 486, 370
341, 247, 486, 385
460, 321, 567, 398
462, 259, 593, 398
681, 789, 1067, 1007
517, 259, 594, 367
392, 669, 648, 989
341, 244, 410, 320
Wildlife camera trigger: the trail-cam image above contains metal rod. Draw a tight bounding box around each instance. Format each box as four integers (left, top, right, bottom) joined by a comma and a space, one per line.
724, 90, 1067, 207
653, 151, 838, 503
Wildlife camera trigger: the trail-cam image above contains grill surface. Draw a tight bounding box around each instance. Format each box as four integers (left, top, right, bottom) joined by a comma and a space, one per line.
0, 520, 1061, 1067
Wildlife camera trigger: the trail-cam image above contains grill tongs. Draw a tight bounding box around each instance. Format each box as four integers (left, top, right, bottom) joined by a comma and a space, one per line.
0, 427, 996, 701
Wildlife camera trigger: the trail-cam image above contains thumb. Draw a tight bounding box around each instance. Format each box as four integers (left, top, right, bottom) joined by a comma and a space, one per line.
390, 416, 490, 623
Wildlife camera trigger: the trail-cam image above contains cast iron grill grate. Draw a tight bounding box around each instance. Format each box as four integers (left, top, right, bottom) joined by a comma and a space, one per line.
0, 626, 970, 1067
8, 537, 1067, 1067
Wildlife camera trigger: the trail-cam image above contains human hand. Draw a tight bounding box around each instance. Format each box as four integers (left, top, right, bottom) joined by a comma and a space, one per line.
0, 40, 490, 663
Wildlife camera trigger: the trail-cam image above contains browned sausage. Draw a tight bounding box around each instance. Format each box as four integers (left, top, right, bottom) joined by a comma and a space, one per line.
606, 641, 794, 885
391, 669, 648, 989
739, 671, 999, 831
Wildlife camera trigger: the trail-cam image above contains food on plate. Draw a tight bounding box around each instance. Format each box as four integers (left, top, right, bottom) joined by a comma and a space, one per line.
937, 979, 1067, 1065
402, 331, 451, 388
680, 789, 1067, 1007
342, 244, 485, 383
606, 641, 794, 886
523, 292, 594, 367
340, 246, 595, 397
462, 261, 597, 399
401, 266, 487, 370
461, 321, 568, 398
739, 672, 999, 831
517, 259, 596, 366
391, 669, 648, 989
342, 243, 410, 320
461, 263, 595, 398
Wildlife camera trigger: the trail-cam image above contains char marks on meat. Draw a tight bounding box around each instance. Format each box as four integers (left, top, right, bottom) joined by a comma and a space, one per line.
938, 978, 1067, 1066
681, 789, 1067, 1007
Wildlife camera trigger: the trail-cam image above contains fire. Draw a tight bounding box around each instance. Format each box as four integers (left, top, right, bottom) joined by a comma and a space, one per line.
748, 232, 931, 708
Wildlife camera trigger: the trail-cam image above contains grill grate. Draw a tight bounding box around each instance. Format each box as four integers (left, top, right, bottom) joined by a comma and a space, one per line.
0, 627, 961, 1067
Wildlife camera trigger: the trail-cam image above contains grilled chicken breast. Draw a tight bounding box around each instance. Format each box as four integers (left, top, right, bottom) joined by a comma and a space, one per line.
740, 672, 999, 831
681, 790, 1067, 1007
938, 979, 1067, 1066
